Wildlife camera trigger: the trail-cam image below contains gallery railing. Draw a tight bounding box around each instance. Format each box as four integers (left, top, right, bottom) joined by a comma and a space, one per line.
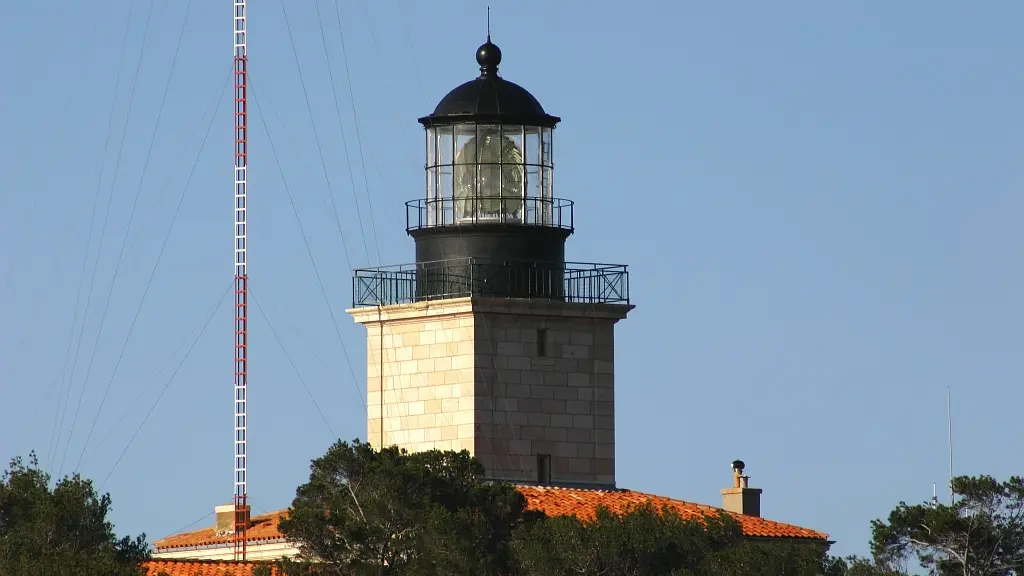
405, 197, 574, 231
352, 258, 628, 307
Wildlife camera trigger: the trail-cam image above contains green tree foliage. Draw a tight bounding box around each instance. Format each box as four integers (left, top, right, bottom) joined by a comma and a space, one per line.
826, 556, 903, 576
870, 475, 1024, 576
702, 539, 838, 576
0, 452, 148, 576
277, 440, 532, 576
512, 503, 834, 576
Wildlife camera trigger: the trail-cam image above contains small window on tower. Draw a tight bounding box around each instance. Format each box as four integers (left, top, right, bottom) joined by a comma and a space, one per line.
537, 329, 548, 357
537, 454, 551, 484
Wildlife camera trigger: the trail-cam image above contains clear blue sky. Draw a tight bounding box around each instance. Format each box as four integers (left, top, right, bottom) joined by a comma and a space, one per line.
1, 0, 1021, 558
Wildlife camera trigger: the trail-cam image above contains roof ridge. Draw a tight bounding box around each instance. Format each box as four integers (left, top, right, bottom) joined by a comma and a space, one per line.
143, 559, 280, 576
631, 491, 821, 530
513, 484, 621, 494
518, 485, 724, 510
148, 558, 257, 565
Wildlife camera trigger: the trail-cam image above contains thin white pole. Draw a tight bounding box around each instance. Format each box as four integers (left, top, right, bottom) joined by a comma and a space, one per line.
947, 386, 953, 505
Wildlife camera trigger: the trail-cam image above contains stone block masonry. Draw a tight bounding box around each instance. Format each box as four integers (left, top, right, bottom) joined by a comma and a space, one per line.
348, 297, 632, 488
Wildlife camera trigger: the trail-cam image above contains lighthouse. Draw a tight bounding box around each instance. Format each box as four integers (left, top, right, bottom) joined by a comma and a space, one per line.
348, 39, 632, 488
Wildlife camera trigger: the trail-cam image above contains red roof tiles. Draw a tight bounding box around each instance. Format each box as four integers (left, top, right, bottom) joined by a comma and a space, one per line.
517, 485, 828, 540
143, 559, 279, 576
153, 486, 826, 551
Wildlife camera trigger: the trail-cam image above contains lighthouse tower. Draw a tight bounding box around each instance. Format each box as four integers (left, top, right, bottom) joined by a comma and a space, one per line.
348, 39, 632, 488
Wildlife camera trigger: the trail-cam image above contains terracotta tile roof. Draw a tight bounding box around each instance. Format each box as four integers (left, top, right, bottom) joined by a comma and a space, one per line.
517, 485, 828, 540
154, 486, 826, 551
143, 559, 279, 575
154, 511, 287, 551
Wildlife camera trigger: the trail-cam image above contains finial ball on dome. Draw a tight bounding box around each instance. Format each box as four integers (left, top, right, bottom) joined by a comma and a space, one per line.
476, 40, 502, 73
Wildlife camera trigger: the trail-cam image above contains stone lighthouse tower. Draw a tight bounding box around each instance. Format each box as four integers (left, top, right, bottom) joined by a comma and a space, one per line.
348, 39, 632, 488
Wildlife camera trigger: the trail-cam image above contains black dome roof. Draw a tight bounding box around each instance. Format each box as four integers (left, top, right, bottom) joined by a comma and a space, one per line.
418, 40, 560, 128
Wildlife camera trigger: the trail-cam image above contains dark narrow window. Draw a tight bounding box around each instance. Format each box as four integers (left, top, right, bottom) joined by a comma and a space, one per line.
537, 329, 548, 357
537, 454, 551, 484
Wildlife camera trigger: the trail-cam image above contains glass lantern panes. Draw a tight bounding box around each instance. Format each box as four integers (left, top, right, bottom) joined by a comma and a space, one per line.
424, 123, 554, 227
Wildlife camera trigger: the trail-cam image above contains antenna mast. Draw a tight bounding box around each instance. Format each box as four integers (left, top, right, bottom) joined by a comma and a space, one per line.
947, 386, 953, 505
232, 0, 249, 562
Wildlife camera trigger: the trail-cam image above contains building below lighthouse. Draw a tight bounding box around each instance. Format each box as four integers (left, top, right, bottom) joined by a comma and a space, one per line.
144, 39, 828, 574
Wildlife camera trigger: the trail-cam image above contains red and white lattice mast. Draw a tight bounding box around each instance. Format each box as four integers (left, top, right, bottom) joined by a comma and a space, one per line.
232, 0, 249, 562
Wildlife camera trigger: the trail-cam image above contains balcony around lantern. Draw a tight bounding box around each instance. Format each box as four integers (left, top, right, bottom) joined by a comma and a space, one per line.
352, 258, 629, 308
406, 196, 573, 231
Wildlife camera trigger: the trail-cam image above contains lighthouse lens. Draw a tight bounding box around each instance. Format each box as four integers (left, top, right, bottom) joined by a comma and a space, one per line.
454, 127, 524, 222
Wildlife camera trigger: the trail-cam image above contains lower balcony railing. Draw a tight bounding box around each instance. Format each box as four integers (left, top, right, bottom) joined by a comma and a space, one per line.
352, 258, 629, 307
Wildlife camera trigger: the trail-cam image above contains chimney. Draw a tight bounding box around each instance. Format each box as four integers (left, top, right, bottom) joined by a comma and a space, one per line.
215, 503, 250, 535
720, 460, 762, 517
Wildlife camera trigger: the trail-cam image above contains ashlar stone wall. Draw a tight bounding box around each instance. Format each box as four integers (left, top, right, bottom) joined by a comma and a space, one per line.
358, 303, 478, 454
348, 297, 632, 488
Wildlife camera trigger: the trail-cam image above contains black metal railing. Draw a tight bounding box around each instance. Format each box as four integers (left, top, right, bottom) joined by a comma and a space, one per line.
405, 197, 574, 232
352, 258, 628, 307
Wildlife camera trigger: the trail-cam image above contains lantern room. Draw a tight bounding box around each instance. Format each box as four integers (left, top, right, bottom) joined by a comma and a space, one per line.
414, 40, 563, 230
409, 39, 573, 269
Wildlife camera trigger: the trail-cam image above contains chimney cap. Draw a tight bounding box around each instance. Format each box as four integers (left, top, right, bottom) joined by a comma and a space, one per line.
722, 460, 762, 517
